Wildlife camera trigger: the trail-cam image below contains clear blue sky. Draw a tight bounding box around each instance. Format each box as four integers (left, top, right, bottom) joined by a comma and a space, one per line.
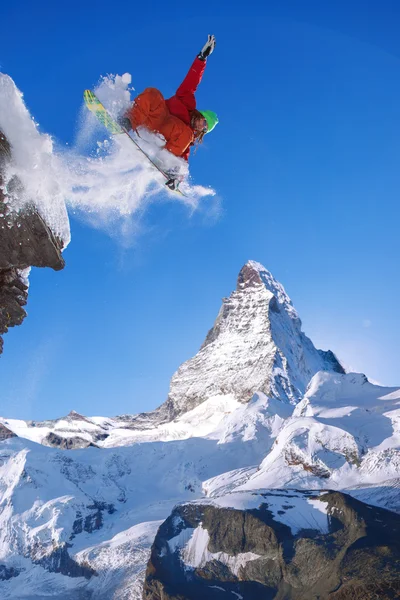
1, 0, 399, 420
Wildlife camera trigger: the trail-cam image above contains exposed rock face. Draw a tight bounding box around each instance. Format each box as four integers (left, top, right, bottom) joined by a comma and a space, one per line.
157, 260, 344, 421
0, 565, 21, 581
0, 130, 65, 353
42, 431, 95, 450
142, 490, 400, 600
71, 501, 116, 538
35, 543, 96, 579
0, 423, 17, 441
36, 410, 110, 449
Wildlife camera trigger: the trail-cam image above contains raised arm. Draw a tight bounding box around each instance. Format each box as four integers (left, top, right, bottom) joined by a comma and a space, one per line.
175, 58, 206, 110
175, 35, 216, 111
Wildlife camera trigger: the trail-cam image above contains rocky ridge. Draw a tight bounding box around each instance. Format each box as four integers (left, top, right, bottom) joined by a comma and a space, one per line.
143, 489, 400, 600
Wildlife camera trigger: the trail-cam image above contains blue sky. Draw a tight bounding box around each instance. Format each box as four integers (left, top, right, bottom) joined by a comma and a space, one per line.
1, 0, 399, 420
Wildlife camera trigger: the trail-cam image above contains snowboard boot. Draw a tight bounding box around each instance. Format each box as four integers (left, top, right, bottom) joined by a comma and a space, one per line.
165, 171, 184, 191
165, 178, 180, 191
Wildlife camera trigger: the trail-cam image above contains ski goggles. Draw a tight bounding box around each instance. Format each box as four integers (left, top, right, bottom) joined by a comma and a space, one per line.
202, 118, 208, 132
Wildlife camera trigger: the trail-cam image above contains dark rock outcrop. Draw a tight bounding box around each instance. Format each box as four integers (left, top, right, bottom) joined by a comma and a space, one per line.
142, 490, 400, 600
0, 564, 21, 581
0, 130, 65, 353
71, 501, 116, 539
26, 410, 110, 449
35, 543, 96, 579
0, 423, 17, 441
42, 431, 95, 450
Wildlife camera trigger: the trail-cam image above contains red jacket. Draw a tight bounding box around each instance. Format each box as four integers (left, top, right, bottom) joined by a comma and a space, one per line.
127, 57, 207, 161
166, 57, 206, 160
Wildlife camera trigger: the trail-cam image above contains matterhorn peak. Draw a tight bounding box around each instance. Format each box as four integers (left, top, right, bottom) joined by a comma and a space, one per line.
238, 260, 300, 325
159, 261, 344, 420
237, 260, 266, 288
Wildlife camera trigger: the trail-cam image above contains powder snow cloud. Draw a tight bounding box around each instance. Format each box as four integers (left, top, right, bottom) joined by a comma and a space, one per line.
0, 72, 218, 247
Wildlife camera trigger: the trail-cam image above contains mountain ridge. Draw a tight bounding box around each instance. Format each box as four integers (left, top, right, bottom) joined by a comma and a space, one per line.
0, 260, 344, 448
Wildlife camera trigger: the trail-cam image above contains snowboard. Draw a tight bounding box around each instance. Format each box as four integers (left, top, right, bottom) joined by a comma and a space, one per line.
83, 90, 185, 196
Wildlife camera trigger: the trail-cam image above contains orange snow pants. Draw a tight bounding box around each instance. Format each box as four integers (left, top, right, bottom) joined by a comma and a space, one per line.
126, 88, 194, 159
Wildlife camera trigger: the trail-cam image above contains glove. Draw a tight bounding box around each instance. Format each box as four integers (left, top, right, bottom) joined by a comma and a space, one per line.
198, 34, 216, 61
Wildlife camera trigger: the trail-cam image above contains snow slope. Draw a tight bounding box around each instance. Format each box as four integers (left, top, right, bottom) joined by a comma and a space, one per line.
205, 371, 400, 496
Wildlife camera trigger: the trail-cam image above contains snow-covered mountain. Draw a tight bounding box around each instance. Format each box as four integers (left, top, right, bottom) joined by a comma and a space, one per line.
204, 371, 400, 499
0, 261, 344, 449
160, 261, 344, 420
0, 261, 399, 599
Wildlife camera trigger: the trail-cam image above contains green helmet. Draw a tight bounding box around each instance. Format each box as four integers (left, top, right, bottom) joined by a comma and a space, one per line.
199, 110, 219, 133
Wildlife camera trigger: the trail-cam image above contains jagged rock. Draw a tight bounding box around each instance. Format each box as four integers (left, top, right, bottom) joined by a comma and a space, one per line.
42, 431, 95, 449
0, 267, 28, 354
35, 543, 96, 579
0, 423, 17, 441
142, 490, 400, 600
71, 502, 115, 541
0, 130, 65, 353
284, 447, 331, 479
0, 565, 21, 581
85, 502, 116, 533
0, 131, 64, 271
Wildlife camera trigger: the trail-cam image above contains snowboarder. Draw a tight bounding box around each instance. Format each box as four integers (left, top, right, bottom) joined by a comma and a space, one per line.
120, 35, 218, 189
